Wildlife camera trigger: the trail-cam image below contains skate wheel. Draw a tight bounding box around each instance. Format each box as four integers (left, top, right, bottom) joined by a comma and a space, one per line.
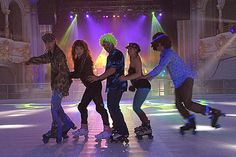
42, 138, 49, 144
192, 130, 197, 135
95, 138, 101, 142
136, 135, 143, 140
214, 124, 221, 129
179, 129, 185, 135
148, 134, 154, 139
63, 135, 69, 139
124, 138, 129, 144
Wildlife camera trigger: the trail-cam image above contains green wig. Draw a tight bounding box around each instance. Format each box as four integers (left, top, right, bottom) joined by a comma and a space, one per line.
99, 33, 117, 47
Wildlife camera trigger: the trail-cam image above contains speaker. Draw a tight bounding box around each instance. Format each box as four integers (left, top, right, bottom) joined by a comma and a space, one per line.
172, 0, 190, 20
37, 0, 55, 25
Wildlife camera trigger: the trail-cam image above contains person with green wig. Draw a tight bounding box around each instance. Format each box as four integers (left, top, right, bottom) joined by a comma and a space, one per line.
88, 33, 129, 142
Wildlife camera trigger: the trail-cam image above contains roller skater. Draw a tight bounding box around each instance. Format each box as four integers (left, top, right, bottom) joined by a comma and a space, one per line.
42, 122, 77, 143
88, 33, 129, 142
119, 43, 153, 140
25, 33, 76, 144
142, 32, 223, 135
70, 40, 111, 141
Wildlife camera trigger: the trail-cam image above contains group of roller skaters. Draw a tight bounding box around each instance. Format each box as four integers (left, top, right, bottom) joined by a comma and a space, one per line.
25, 32, 223, 144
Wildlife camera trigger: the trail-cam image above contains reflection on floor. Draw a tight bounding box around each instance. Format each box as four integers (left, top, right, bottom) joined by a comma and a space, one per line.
0, 98, 236, 157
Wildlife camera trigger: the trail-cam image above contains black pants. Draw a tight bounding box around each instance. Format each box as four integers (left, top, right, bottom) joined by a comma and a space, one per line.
175, 78, 206, 119
78, 81, 109, 126
107, 89, 129, 135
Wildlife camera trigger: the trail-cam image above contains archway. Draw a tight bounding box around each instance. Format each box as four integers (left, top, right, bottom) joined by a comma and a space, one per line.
0, 7, 5, 37
204, 0, 218, 37
9, 0, 22, 41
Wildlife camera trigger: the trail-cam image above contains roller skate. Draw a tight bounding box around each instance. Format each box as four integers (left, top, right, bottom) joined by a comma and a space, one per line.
134, 125, 143, 133
95, 130, 112, 142
62, 123, 77, 139
42, 123, 70, 144
208, 107, 224, 128
180, 114, 197, 135
109, 133, 129, 145
72, 128, 89, 138
111, 126, 118, 134
135, 122, 153, 140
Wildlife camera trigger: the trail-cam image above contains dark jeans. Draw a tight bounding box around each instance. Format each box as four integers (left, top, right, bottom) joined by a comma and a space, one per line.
78, 81, 109, 126
175, 78, 206, 119
107, 89, 129, 135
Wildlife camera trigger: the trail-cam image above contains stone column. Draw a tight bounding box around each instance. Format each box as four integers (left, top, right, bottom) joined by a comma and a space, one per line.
217, 0, 225, 33
3, 9, 10, 38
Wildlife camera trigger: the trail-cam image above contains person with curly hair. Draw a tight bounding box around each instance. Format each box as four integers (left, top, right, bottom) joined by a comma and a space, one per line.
143, 32, 223, 135
70, 40, 111, 141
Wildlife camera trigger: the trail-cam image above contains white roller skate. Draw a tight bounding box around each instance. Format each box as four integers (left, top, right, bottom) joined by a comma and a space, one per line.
72, 128, 88, 138
95, 130, 112, 142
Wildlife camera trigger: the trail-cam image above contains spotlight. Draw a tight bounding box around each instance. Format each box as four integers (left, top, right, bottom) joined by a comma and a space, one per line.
103, 16, 105, 18
152, 12, 155, 15
106, 16, 108, 18
117, 15, 120, 18
158, 13, 163, 16
230, 25, 235, 33
113, 15, 116, 18
86, 14, 89, 18
70, 15, 73, 19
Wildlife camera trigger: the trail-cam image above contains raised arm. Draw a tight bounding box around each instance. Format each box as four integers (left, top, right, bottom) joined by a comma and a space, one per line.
25, 52, 51, 65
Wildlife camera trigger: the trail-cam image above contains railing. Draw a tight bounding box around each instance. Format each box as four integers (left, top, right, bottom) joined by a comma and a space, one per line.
0, 79, 174, 100
2, 79, 235, 100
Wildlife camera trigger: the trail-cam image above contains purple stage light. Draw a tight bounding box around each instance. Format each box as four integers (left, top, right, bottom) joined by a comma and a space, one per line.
159, 13, 163, 16
70, 15, 73, 19
230, 26, 235, 33
86, 14, 89, 18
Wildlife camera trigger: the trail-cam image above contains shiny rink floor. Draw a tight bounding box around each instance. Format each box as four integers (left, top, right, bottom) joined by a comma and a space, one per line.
0, 96, 236, 157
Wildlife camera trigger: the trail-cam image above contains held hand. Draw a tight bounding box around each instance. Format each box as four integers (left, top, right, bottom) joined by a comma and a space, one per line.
88, 75, 99, 83
118, 75, 126, 81
25, 60, 31, 65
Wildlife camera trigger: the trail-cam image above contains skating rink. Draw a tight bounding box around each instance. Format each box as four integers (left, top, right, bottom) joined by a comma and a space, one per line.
0, 96, 236, 157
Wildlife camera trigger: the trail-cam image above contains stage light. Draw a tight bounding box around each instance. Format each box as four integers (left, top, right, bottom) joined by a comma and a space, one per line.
70, 15, 73, 19
86, 14, 89, 18
106, 16, 108, 18
117, 15, 120, 18
152, 12, 155, 15
230, 26, 235, 33
113, 15, 116, 18
159, 13, 163, 16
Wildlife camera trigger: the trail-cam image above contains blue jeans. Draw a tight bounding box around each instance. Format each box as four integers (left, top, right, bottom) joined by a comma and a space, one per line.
133, 88, 150, 123
51, 90, 74, 141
